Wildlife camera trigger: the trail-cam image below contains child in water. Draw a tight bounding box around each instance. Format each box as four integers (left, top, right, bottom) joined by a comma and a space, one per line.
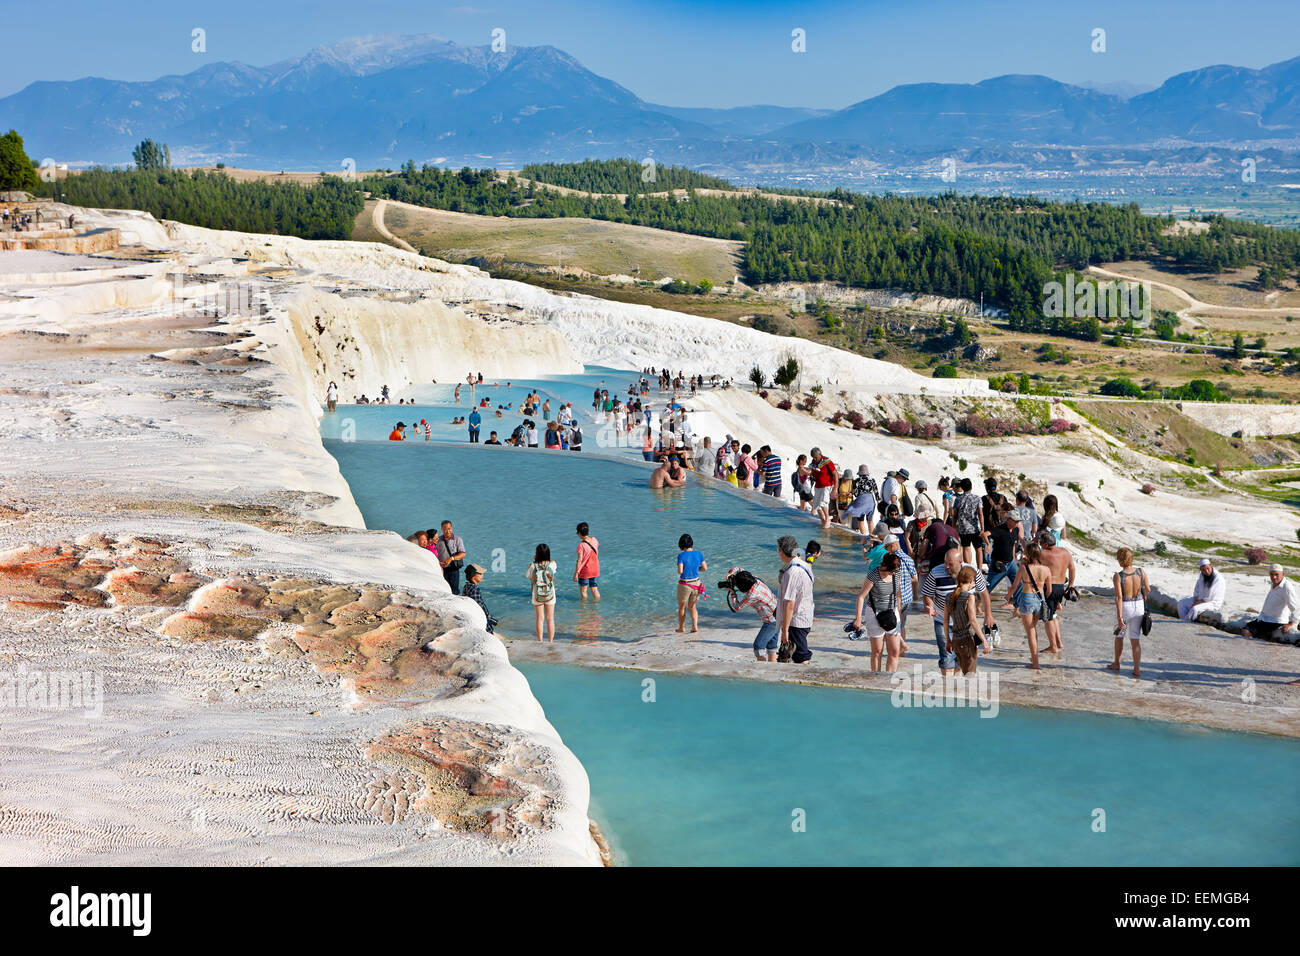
804, 540, 822, 565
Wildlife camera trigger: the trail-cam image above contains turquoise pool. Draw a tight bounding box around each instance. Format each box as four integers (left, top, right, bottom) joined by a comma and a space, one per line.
519, 664, 1300, 866
323, 367, 1300, 867
325, 437, 864, 641
320, 366, 673, 452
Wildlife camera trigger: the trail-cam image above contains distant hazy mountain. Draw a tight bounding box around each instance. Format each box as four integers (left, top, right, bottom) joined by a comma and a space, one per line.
2, 33, 1297, 169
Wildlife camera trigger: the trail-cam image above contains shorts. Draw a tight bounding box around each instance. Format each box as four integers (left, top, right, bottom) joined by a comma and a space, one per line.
1247, 620, 1283, 638
1046, 584, 1066, 617
531, 597, 556, 607
812, 486, 829, 510
959, 532, 982, 548
677, 581, 702, 604
798, 490, 814, 503
578, 576, 599, 587
753, 620, 780, 654
1119, 598, 1145, 640
763, 484, 782, 497
1015, 591, 1043, 616
864, 609, 900, 640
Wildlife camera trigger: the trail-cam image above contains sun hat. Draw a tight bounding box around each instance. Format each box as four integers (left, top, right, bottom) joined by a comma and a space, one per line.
1269, 563, 1285, 574
1199, 558, 1212, 567
915, 479, 927, 490
466, 563, 485, 576
883, 535, 899, 545
858, 464, 870, 476
897, 468, 910, 480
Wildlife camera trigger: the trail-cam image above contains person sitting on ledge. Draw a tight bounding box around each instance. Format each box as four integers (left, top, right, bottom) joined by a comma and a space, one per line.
1178, 558, 1226, 622
1243, 564, 1299, 640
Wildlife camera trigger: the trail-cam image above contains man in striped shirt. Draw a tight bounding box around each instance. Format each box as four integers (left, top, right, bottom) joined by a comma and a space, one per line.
758, 445, 783, 497
922, 548, 995, 676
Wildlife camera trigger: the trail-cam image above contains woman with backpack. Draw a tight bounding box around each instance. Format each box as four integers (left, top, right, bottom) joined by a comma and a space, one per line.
851, 551, 905, 673
1110, 547, 1149, 678
527, 543, 558, 642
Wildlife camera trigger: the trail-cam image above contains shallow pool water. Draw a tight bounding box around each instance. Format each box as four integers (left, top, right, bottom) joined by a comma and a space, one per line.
320, 366, 684, 451
518, 663, 1300, 866
325, 436, 864, 640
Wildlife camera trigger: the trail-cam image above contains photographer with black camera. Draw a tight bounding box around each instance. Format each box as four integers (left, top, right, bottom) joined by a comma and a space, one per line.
718, 565, 781, 662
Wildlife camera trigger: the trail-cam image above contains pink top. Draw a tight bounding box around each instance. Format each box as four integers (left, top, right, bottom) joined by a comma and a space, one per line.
576, 537, 600, 578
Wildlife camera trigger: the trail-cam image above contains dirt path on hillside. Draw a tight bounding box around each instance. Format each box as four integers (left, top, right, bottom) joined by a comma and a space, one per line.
372, 199, 418, 254
1088, 264, 1297, 322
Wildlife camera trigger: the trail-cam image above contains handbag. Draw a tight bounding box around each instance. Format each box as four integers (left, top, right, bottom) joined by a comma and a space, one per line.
872, 572, 901, 631
1028, 567, 1054, 621
1139, 568, 1152, 635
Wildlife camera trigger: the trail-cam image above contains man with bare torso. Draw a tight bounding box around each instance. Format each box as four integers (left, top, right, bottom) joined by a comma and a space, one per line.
1036, 530, 1076, 654
649, 459, 686, 489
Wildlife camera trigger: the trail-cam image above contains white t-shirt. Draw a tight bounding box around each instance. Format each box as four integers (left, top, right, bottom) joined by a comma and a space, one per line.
326, 383, 338, 401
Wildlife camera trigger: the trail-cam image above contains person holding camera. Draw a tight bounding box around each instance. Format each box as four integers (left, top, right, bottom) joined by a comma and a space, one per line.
434, 520, 467, 594
719, 566, 781, 662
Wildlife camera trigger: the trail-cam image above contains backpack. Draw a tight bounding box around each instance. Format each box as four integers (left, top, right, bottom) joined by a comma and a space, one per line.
736, 459, 749, 481
955, 494, 980, 533
531, 562, 555, 602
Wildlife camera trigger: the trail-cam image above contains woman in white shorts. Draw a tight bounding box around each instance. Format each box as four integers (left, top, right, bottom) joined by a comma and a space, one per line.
1110, 547, 1148, 678
852, 552, 904, 673
527, 543, 558, 643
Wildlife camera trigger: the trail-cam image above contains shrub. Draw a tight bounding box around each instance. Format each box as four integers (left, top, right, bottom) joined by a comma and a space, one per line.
801, 395, 820, 412
1067, 481, 1082, 493
887, 419, 913, 437
917, 422, 944, 440
776, 398, 793, 411
1154, 541, 1168, 556
1245, 547, 1267, 565
1140, 483, 1155, 495
759, 390, 769, 400
958, 458, 968, 471
1100, 377, 1142, 397
933, 364, 958, 379
748, 365, 767, 389
844, 410, 867, 430
829, 410, 845, 426
1046, 418, 1077, 434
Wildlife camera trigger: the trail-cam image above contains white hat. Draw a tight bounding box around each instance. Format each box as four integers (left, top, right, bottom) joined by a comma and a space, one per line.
1269, 563, 1285, 574
883, 535, 899, 545
1199, 558, 1212, 567
1049, 513, 1065, 529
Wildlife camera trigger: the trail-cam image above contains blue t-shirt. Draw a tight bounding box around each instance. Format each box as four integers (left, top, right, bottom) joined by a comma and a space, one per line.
677, 549, 705, 581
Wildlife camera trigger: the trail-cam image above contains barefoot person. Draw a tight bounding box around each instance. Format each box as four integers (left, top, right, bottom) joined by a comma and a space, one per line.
676, 533, 707, 634
573, 522, 601, 601
434, 520, 466, 595
1009, 542, 1053, 669
326, 380, 338, 413
852, 551, 905, 672
1036, 530, 1075, 655
945, 566, 989, 675
526, 544, 557, 643
1178, 559, 1226, 622
1110, 547, 1149, 678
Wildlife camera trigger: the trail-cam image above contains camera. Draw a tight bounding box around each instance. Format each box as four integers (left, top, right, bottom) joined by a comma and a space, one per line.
718, 567, 757, 613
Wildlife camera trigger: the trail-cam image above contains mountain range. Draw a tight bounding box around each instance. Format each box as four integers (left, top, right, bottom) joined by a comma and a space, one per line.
3, 33, 1299, 172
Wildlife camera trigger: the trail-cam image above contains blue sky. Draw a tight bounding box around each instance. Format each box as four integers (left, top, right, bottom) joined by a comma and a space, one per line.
2, 0, 1297, 105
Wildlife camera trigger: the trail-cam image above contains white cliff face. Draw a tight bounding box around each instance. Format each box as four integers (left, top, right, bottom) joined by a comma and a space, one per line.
0, 211, 605, 866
